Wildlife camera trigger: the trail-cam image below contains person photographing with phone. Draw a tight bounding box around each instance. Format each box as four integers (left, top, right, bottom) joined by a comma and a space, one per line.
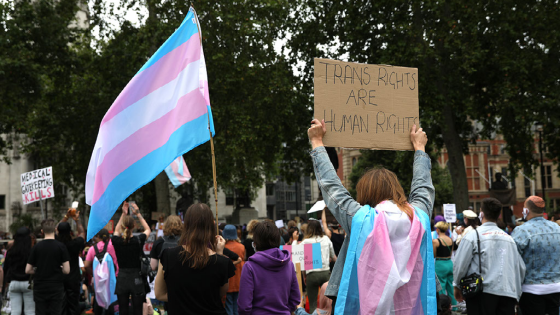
57, 204, 86, 315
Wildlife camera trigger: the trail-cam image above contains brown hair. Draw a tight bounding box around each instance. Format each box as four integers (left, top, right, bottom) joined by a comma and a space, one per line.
178, 203, 216, 269
121, 216, 135, 244
305, 220, 324, 239
356, 167, 413, 219
41, 219, 56, 235
163, 215, 183, 236
253, 221, 280, 251
481, 198, 502, 221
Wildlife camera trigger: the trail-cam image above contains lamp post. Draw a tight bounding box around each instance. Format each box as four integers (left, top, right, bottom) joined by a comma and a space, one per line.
535, 122, 546, 200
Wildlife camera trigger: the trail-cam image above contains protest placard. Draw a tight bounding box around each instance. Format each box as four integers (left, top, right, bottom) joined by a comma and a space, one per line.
280, 243, 322, 271
314, 58, 419, 150
20, 167, 55, 205
443, 204, 457, 223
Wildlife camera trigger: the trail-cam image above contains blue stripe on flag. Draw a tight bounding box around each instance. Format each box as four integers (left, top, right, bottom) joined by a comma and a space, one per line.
135, 10, 199, 76
312, 242, 322, 269
164, 163, 181, 187
87, 111, 211, 240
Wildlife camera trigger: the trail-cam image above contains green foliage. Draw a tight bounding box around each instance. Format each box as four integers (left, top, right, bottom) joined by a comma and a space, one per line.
348, 150, 453, 210
1, 0, 313, 213
287, 0, 560, 209
9, 214, 38, 235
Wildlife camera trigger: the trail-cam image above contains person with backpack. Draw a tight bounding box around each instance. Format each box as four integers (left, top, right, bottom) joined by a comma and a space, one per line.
112, 201, 151, 315
57, 207, 86, 315
84, 229, 119, 315
26, 219, 71, 315
149, 215, 182, 271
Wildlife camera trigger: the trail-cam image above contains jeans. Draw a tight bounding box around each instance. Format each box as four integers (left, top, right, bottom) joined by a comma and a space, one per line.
225, 292, 239, 315
9, 280, 35, 315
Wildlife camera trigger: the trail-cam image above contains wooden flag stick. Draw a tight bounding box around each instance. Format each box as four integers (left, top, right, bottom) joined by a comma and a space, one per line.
209, 130, 219, 235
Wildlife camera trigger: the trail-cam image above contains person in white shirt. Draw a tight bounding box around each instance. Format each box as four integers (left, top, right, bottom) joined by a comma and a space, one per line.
300, 220, 336, 313
455, 210, 479, 245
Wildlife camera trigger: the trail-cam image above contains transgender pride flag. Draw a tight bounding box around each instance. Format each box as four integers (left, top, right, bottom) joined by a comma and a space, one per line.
165, 156, 191, 188
85, 7, 214, 240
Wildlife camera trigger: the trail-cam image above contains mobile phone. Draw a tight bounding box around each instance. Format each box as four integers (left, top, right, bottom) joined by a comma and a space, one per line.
129, 201, 137, 217
72, 201, 79, 209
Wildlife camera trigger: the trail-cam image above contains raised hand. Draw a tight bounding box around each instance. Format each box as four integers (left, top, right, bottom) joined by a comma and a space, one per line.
410, 124, 428, 152
308, 119, 327, 149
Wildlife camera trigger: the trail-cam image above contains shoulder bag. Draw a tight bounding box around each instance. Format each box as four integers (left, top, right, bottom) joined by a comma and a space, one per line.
459, 229, 484, 298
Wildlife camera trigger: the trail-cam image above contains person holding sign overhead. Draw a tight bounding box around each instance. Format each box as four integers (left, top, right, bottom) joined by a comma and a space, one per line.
300, 220, 336, 313
307, 119, 436, 314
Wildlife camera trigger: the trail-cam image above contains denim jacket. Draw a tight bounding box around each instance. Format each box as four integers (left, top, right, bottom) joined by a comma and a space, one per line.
512, 217, 560, 285
453, 222, 526, 300
310, 146, 435, 297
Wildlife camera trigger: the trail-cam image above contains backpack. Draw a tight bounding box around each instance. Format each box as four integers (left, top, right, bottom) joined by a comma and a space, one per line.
159, 235, 179, 259
92, 246, 117, 310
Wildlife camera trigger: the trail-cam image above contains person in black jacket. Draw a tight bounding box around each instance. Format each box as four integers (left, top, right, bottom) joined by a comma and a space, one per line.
3, 227, 34, 315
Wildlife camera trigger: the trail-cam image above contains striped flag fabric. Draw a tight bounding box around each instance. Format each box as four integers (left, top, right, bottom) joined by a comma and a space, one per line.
279, 243, 322, 270
85, 7, 214, 240
165, 156, 191, 188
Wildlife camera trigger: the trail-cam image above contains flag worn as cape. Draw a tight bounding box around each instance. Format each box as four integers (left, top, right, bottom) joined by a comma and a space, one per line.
165, 155, 191, 188
85, 7, 214, 240
335, 201, 436, 315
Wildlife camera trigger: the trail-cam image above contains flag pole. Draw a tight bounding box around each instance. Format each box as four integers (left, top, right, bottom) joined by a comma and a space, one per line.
191, 5, 219, 235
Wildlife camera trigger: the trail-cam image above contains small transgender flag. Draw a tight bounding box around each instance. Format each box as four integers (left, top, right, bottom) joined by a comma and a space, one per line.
85, 7, 213, 240
165, 156, 191, 188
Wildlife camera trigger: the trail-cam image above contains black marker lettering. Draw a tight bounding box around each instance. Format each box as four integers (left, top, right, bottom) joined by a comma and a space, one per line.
363, 67, 371, 85
376, 111, 386, 132
378, 67, 388, 86
346, 90, 357, 105
358, 89, 367, 106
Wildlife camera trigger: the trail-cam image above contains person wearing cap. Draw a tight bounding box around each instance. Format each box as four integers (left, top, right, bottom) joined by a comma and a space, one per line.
453, 198, 525, 314
223, 225, 245, 315
455, 210, 479, 245
512, 196, 560, 315
57, 208, 86, 315
3, 227, 35, 315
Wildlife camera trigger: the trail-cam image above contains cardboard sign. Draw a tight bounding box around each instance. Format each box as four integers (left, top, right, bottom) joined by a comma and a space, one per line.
20, 167, 55, 205
314, 58, 419, 150
443, 204, 457, 223
307, 200, 326, 214
280, 243, 323, 271
275, 220, 284, 229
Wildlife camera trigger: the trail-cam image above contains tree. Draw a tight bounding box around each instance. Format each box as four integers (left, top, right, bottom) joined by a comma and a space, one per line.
347, 150, 453, 212
287, 0, 560, 210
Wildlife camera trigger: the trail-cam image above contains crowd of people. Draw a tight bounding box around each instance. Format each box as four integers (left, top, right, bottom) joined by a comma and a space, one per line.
0, 120, 557, 315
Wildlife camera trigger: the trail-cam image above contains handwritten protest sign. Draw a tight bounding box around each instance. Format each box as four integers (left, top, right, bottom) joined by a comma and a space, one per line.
443, 204, 457, 223
20, 167, 55, 205
280, 243, 322, 271
314, 58, 419, 150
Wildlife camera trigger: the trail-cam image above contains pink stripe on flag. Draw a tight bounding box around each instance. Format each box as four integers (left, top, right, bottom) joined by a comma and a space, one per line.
92, 89, 207, 204
282, 245, 292, 261
304, 243, 314, 270
101, 35, 201, 126
170, 157, 191, 184
359, 215, 395, 314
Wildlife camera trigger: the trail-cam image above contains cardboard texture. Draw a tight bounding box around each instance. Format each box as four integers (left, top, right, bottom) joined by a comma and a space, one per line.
314, 58, 419, 150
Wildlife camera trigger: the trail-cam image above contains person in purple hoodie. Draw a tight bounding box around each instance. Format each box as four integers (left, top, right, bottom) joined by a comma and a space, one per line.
238, 221, 300, 315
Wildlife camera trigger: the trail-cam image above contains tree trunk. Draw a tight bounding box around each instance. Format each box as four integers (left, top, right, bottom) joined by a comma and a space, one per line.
441, 104, 470, 211
155, 171, 171, 215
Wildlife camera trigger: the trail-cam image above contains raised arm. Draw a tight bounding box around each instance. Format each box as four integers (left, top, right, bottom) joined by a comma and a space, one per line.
131, 203, 151, 237
408, 125, 435, 218
308, 119, 362, 234
321, 209, 332, 238
114, 202, 128, 237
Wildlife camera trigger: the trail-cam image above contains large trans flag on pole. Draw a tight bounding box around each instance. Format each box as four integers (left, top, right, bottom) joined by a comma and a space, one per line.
85, 8, 214, 240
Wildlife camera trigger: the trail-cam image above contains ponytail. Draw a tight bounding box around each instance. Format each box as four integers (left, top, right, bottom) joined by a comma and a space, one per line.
123, 226, 132, 244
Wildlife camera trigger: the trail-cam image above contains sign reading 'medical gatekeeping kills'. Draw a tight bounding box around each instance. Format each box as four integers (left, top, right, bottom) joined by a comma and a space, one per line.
314, 58, 419, 151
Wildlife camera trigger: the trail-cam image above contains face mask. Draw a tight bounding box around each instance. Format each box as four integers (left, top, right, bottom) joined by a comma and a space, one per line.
523, 208, 529, 220
252, 242, 257, 253
478, 212, 484, 222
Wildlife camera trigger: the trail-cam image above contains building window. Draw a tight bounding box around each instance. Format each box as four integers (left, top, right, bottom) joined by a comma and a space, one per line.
286, 191, 296, 202
224, 188, 234, 206
0, 195, 5, 209
524, 177, 531, 198
544, 165, 553, 189
466, 154, 481, 191
266, 184, 275, 196
352, 157, 358, 167
499, 144, 506, 154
